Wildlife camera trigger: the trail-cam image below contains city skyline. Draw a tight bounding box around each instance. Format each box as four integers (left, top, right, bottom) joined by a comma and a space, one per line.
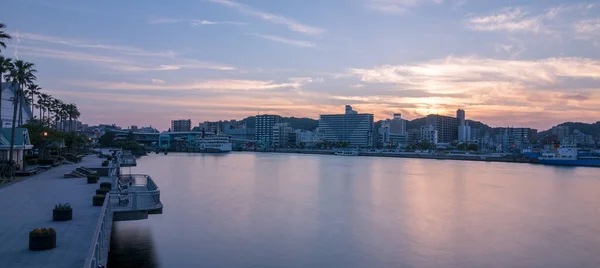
3, 0, 600, 130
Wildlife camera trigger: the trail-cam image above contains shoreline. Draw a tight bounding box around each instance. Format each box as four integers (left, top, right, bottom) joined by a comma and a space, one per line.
239, 149, 552, 166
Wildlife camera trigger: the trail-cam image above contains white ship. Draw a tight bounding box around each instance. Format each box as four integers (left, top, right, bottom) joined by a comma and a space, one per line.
196, 136, 232, 153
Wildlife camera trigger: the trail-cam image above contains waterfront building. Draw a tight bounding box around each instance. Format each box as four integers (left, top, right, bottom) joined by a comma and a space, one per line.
426, 114, 459, 143
420, 125, 438, 144
56, 120, 82, 132
407, 129, 421, 144
255, 115, 279, 147
171, 119, 192, 132
492, 127, 538, 152
295, 129, 323, 147
224, 127, 256, 140
272, 123, 294, 148
379, 115, 408, 147
319, 105, 374, 147
1, 83, 34, 128
0, 128, 33, 170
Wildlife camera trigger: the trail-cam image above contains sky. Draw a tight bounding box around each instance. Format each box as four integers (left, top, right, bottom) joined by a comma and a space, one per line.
3, 0, 600, 131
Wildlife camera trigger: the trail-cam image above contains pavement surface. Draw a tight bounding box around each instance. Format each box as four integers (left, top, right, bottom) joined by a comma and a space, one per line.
0, 155, 111, 268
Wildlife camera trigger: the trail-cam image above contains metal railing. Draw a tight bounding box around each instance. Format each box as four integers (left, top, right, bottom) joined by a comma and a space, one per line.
112, 174, 161, 211
82, 194, 111, 268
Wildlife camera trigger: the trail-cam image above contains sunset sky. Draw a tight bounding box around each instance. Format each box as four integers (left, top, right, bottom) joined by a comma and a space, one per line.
4, 0, 600, 131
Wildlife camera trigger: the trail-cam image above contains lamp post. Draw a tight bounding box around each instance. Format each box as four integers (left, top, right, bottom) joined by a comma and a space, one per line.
42, 132, 48, 159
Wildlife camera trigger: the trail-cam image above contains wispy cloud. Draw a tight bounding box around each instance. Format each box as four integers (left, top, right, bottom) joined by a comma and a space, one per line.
365, 0, 444, 14
208, 0, 324, 35
16, 32, 177, 58
67, 78, 310, 91
250, 34, 315, 48
467, 7, 543, 33
149, 17, 247, 26
467, 4, 597, 34
14, 32, 236, 71
151, 79, 165, 84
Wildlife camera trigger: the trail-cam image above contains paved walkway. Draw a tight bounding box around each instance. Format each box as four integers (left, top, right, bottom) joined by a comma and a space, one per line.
0, 155, 111, 268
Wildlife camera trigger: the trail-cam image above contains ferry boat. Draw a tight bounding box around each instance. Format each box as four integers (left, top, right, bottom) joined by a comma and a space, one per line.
195, 136, 232, 153
538, 142, 600, 167
334, 149, 359, 156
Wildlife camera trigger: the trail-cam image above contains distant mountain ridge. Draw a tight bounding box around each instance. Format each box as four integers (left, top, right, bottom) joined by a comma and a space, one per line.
538, 121, 600, 137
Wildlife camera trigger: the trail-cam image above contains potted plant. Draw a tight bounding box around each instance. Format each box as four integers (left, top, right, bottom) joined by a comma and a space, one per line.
53, 203, 72, 221
101, 160, 109, 167
87, 174, 99, 184
29, 228, 56, 251
100, 182, 111, 189
93, 194, 105, 206
96, 187, 110, 195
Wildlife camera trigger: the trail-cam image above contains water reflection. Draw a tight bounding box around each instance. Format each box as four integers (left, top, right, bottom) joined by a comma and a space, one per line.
107, 223, 158, 268
109, 153, 600, 268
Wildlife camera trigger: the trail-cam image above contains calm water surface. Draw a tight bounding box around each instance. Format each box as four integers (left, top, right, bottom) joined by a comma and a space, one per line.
108, 152, 600, 268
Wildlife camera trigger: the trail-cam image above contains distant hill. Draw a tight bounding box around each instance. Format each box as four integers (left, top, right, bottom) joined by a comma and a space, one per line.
241, 116, 318, 131
539, 121, 600, 137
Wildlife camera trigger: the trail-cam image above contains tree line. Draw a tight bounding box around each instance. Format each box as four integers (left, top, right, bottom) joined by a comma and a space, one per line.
0, 23, 81, 178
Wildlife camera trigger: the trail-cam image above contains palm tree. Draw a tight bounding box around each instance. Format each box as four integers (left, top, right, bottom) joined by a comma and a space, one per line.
37, 93, 49, 123
0, 23, 11, 52
65, 103, 80, 132
25, 84, 40, 119
5, 60, 36, 174
0, 56, 12, 131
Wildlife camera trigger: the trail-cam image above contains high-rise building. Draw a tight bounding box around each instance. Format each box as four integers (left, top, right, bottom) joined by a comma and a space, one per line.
551, 126, 571, 141
426, 114, 458, 143
255, 115, 279, 147
319, 105, 374, 147
390, 113, 406, 134
171, 119, 192, 132
272, 123, 294, 148
457, 109, 471, 143
457, 109, 466, 126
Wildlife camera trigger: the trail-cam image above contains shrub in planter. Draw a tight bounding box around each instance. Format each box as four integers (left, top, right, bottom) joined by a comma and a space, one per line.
53, 203, 72, 221
29, 228, 56, 251
96, 187, 110, 195
101, 160, 109, 167
92, 194, 105, 206
100, 182, 112, 189
27, 159, 38, 165
87, 174, 99, 184
107, 156, 113, 161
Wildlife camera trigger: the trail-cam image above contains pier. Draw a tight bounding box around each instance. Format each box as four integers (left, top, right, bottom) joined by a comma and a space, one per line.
0, 150, 162, 268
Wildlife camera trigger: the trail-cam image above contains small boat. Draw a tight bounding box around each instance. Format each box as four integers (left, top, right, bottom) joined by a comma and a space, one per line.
334, 149, 359, 156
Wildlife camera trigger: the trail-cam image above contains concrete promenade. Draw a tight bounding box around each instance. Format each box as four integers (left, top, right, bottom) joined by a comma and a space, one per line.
0, 155, 110, 268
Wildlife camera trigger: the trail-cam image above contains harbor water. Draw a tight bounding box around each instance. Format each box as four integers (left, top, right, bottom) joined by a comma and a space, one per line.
108, 152, 600, 268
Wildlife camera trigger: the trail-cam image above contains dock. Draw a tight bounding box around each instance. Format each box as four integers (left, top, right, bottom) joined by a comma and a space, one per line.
0, 149, 162, 268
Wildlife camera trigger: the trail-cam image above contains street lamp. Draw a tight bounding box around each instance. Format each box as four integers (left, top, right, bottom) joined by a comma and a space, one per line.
43, 132, 48, 137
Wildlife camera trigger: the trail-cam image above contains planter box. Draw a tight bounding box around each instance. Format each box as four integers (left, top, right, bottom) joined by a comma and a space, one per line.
93, 195, 105, 206
100, 182, 112, 189
29, 233, 56, 251
53, 208, 72, 221
101, 161, 109, 167
87, 174, 99, 184
96, 188, 110, 195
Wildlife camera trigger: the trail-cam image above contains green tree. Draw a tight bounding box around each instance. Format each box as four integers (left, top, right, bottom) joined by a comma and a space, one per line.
99, 132, 116, 147
6, 60, 37, 174
0, 23, 11, 52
